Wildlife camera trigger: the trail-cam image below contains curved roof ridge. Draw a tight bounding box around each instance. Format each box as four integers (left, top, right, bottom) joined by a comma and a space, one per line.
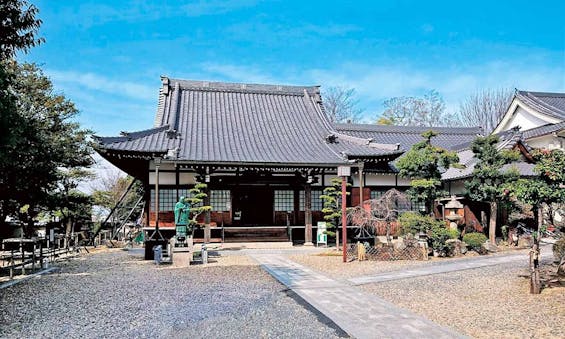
166, 77, 320, 96
334, 123, 482, 135
517, 90, 565, 98
516, 90, 565, 119
93, 125, 170, 143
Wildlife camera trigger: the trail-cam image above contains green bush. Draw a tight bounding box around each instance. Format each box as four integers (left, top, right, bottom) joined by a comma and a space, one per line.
463, 233, 487, 251
399, 212, 442, 235
429, 226, 460, 254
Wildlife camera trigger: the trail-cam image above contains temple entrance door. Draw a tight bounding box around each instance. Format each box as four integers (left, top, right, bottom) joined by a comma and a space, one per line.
237, 186, 273, 225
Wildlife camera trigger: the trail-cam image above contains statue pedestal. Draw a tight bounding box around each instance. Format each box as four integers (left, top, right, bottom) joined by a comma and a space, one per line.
171, 237, 193, 267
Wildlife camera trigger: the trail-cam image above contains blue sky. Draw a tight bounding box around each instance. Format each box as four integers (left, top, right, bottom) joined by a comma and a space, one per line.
20, 0, 565, 136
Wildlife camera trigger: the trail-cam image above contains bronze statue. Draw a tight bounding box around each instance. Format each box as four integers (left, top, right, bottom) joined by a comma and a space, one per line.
174, 196, 190, 244
174, 196, 190, 226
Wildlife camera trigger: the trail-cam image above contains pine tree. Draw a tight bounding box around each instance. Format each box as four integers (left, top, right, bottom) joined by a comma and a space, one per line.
465, 135, 519, 244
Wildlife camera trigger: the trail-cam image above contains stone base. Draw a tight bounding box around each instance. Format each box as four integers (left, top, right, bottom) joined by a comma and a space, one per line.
171, 250, 193, 268
303, 242, 314, 246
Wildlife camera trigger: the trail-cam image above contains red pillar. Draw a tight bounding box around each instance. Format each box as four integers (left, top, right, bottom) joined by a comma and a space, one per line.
342, 176, 347, 263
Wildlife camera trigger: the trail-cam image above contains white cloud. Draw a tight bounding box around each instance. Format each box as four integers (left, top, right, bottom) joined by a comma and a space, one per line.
200, 63, 277, 84
47, 70, 155, 101
304, 60, 565, 114
197, 58, 565, 118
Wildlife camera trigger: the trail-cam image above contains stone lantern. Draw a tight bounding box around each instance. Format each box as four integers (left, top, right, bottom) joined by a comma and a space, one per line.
445, 196, 463, 230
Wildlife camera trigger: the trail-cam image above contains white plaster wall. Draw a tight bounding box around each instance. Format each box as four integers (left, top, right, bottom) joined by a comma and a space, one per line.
179, 172, 196, 185
528, 135, 564, 151
149, 172, 176, 185
149, 161, 175, 171
365, 174, 396, 186
504, 107, 551, 131
323, 175, 340, 186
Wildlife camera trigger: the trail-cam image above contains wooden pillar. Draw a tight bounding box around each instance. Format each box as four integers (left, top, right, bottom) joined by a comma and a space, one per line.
358, 163, 364, 204
204, 186, 211, 243
304, 184, 313, 246
155, 162, 160, 232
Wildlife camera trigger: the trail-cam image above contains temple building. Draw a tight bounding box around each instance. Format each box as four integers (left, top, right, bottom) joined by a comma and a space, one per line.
93, 77, 481, 243
493, 90, 565, 150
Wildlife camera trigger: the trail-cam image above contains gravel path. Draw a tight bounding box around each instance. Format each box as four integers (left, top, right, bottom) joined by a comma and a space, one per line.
289, 248, 533, 281
289, 247, 563, 338
362, 261, 565, 339
0, 249, 346, 339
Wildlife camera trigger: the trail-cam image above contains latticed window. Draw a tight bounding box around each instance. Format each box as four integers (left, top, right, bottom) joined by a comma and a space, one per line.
274, 190, 294, 211
298, 190, 324, 211
370, 189, 386, 200
210, 190, 231, 211
149, 188, 176, 212
311, 190, 323, 211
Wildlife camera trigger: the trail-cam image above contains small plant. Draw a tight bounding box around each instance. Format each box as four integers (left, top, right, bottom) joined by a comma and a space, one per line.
186, 181, 212, 231
429, 225, 459, 255
320, 177, 350, 237
463, 232, 488, 252
399, 212, 440, 235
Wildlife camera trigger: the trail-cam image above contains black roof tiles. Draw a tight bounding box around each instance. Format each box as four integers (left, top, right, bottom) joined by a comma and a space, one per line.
95, 78, 401, 166
334, 123, 482, 151
516, 91, 565, 121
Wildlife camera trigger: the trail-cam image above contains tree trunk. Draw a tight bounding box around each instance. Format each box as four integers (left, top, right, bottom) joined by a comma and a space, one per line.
530, 243, 541, 294
489, 201, 497, 245
558, 257, 565, 277
65, 219, 72, 248
537, 205, 543, 245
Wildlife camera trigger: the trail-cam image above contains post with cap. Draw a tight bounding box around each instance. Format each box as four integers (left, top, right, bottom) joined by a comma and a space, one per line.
337, 166, 350, 263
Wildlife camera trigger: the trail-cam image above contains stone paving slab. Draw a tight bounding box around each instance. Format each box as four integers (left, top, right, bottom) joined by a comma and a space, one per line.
349, 245, 552, 286
253, 254, 465, 339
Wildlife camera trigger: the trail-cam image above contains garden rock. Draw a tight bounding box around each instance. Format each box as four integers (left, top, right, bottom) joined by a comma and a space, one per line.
518, 236, 533, 248
482, 241, 498, 253
552, 238, 565, 263
446, 239, 463, 256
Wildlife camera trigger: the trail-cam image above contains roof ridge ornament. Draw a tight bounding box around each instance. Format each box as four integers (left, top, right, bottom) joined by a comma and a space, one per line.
325, 134, 337, 144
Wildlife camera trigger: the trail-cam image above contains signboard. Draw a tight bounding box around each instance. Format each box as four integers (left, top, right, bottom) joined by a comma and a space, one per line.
317, 222, 327, 246
337, 166, 351, 177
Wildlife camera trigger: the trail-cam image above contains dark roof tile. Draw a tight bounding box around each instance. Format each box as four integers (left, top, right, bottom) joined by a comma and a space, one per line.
516, 91, 565, 120
335, 123, 482, 150
95, 78, 401, 165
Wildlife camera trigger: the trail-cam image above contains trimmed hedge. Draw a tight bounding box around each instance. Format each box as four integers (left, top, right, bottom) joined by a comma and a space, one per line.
463, 232, 487, 251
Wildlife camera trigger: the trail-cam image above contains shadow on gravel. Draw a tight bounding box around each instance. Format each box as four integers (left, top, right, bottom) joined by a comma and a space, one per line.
283, 288, 350, 338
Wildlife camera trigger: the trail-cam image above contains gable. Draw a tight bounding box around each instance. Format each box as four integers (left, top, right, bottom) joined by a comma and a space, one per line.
493, 97, 562, 134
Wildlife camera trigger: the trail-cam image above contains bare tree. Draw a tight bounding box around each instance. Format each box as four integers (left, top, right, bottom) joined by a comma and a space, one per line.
322, 86, 364, 123
347, 189, 411, 245
378, 90, 458, 127
458, 88, 514, 133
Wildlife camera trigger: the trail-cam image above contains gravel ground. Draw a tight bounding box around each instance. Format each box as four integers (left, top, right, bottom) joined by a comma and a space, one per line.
0, 249, 347, 339
289, 247, 533, 280
289, 253, 428, 280
362, 261, 565, 339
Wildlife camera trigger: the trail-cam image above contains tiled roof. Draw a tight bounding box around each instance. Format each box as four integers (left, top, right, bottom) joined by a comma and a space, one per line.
516, 91, 565, 121
442, 159, 536, 181
95, 78, 402, 165
442, 130, 535, 181
522, 121, 565, 139
335, 123, 482, 150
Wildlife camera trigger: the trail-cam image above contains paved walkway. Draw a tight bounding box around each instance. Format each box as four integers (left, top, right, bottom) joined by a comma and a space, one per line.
349, 244, 552, 285
252, 254, 465, 339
